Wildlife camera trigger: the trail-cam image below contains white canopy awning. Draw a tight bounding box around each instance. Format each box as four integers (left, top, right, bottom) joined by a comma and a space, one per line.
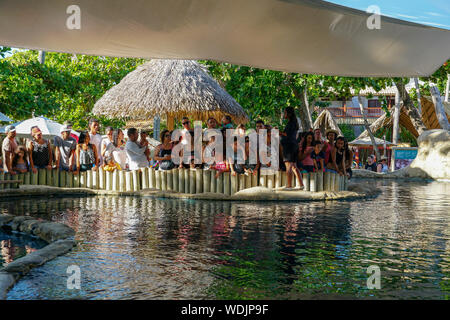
0, 111, 12, 122
0, 0, 449, 77
0, 116, 77, 139
349, 136, 396, 147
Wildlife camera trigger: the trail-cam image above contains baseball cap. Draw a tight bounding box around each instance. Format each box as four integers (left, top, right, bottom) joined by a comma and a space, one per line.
5, 125, 16, 133
60, 125, 71, 133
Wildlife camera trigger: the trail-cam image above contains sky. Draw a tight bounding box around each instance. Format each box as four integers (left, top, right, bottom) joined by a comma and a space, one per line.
327, 0, 450, 29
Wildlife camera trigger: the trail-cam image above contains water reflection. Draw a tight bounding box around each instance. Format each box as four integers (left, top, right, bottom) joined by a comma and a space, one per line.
1, 180, 449, 300
0, 233, 47, 267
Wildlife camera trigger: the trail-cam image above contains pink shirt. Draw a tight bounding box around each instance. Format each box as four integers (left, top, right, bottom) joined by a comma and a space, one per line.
324, 142, 333, 164
300, 146, 314, 166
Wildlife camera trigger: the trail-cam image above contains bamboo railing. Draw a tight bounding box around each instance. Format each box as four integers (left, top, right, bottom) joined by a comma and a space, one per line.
0, 168, 348, 194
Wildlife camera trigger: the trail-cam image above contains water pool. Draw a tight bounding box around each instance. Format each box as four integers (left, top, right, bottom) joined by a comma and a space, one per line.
1, 180, 449, 300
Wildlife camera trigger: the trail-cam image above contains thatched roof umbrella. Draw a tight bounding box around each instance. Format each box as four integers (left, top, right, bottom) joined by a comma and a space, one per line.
93, 59, 248, 130
313, 109, 343, 137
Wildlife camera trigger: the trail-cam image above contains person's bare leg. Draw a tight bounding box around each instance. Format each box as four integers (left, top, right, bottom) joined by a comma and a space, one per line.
286, 162, 293, 188
293, 164, 303, 187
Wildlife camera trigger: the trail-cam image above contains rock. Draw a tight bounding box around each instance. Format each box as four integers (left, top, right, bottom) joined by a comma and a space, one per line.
32, 222, 75, 243
19, 219, 42, 234
0, 272, 16, 300
2, 240, 75, 276
10, 216, 35, 231
406, 129, 450, 180
353, 129, 450, 181
0, 215, 14, 226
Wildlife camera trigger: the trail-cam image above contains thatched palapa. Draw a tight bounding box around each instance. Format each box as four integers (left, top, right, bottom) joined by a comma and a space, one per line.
93, 59, 248, 129
313, 109, 343, 137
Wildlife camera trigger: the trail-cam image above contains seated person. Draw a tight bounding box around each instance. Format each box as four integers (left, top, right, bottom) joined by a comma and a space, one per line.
103, 154, 121, 172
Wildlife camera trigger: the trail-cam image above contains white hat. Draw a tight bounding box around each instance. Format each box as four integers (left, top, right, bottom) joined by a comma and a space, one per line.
60, 125, 71, 133
5, 125, 16, 133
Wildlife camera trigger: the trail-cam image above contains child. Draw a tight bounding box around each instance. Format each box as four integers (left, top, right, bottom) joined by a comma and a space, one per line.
12, 146, 29, 173
311, 141, 325, 173
103, 154, 121, 172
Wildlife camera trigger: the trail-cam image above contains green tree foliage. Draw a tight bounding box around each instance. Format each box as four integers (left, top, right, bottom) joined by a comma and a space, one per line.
338, 124, 356, 142
0, 50, 145, 130
201, 60, 396, 128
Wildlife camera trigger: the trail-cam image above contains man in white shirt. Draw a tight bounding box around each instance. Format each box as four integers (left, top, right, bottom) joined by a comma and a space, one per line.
88, 118, 103, 165
2, 125, 18, 174
125, 128, 149, 170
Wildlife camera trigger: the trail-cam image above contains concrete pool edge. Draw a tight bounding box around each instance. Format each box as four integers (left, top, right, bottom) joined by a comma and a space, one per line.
0, 215, 76, 300
0, 182, 380, 202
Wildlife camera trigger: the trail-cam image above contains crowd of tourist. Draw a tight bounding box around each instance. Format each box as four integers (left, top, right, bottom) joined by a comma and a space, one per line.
1, 108, 373, 189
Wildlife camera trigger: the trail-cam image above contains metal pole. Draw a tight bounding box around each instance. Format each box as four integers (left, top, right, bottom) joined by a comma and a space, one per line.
153, 116, 160, 141
445, 74, 450, 103
38, 51, 46, 64
413, 78, 422, 114
392, 87, 400, 145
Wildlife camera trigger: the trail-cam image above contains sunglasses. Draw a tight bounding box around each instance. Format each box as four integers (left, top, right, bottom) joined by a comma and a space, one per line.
182, 122, 189, 125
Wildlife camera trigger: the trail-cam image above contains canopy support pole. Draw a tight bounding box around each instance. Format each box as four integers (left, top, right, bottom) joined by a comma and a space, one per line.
430, 85, 450, 131
167, 114, 175, 131
445, 74, 449, 103
392, 87, 400, 144
413, 78, 422, 114
357, 95, 381, 161
153, 116, 160, 141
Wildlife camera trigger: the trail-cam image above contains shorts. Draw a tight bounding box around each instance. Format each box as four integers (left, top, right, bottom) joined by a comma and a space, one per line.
282, 143, 298, 163
301, 165, 314, 173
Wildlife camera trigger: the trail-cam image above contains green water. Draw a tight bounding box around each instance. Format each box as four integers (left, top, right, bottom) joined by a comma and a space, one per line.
1, 180, 449, 300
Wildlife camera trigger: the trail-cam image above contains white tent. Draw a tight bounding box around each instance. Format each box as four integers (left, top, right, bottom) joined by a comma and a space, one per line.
0, 111, 12, 122
349, 136, 396, 147
0, 0, 449, 77
0, 116, 76, 139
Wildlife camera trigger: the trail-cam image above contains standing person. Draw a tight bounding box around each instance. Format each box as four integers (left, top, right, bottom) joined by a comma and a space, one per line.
28, 126, 53, 174
221, 115, 233, 130
206, 117, 218, 130
326, 136, 346, 176
280, 107, 303, 189
154, 130, 175, 170
181, 117, 192, 132
54, 125, 77, 172
101, 126, 114, 158
377, 156, 389, 173
313, 128, 324, 143
64, 121, 79, 143
324, 129, 338, 165
2, 125, 18, 174
125, 128, 149, 170
365, 155, 377, 172
75, 131, 99, 173
298, 131, 315, 173
259, 124, 274, 175
344, 138, 354, 179
88, 118, 103, 165
255, 120, 265, 133
139, 130, 151, 163
104, 129, 127, 170
12, 146, 29, 173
